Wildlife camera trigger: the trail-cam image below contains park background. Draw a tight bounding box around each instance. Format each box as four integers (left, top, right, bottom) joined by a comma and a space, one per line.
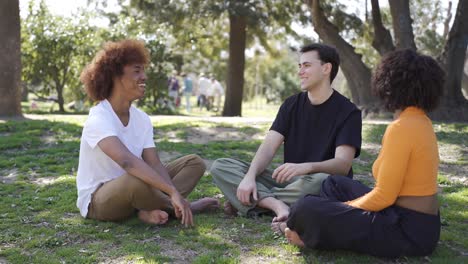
0, 0, 467, 263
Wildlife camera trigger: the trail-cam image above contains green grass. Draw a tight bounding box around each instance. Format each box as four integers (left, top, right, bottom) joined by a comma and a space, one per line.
0, 114, 466, 263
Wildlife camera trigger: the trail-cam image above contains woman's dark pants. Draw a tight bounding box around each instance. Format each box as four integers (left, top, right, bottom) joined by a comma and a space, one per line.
286, 176, 440, 258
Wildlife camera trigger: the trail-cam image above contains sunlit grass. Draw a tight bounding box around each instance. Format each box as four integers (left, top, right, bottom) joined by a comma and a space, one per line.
0, 113, 466, 263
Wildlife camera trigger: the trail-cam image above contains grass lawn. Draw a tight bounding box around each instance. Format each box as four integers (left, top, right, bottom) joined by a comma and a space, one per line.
0, 110, 467, 263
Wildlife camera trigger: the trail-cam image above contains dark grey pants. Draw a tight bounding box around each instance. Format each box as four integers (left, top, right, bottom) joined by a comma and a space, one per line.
287, 176, 440, 258
210, 158, 329, 216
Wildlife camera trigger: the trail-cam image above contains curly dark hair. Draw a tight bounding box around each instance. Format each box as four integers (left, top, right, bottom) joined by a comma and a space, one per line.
80, 39, 150, 101
300, 43, 340, 84
372, 49, 445, 112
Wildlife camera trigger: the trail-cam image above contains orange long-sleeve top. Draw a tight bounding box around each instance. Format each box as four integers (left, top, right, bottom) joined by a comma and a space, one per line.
347, 107, 439, 211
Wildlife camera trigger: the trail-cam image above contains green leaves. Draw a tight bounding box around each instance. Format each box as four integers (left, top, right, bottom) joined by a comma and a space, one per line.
21, 1, 101, 112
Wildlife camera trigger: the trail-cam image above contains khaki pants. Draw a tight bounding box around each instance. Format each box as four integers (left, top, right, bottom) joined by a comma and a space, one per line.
210, 158, 329, 216
87, 154, 206, 221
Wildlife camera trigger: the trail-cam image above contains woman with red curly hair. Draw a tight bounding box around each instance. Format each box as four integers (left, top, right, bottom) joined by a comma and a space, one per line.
76, 39, 218, 226
279, 49, 444, 258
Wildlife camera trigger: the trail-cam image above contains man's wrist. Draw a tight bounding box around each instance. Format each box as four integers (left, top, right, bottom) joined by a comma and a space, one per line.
166, 186, 178, 196
244, 172, 256, 180
307, 162, 316, 174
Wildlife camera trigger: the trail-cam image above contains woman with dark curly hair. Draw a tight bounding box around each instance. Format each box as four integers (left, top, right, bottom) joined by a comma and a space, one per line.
277, 49, 444, 258
76, 39, 218, 226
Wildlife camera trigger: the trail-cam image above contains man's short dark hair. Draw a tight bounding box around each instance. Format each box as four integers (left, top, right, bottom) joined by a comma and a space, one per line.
371, 49, 445, 112
300, 43, 340, 83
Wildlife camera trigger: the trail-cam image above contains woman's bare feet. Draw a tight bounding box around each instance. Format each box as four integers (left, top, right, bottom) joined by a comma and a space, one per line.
223, 201, 238, 216
190, 197, 220, 213
285, 227, 305, 247
138, 209, 169, 225
272, 212, 288, 224
271, 221, 287, 235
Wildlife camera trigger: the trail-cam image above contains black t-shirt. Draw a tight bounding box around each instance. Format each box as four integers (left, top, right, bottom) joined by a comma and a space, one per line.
270, 90, 362, 178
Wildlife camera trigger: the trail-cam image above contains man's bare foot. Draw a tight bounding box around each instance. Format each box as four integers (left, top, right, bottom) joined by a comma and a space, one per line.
190, 197, 220, 213
271, 221, 287, 235
258, 197, 289, 224
223, 201, 238, 216
138, 210, 169, 225
271, 204, 289, 224
285, 227, 305, 247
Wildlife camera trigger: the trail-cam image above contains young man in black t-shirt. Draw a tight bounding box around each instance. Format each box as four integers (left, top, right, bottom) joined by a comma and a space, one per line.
211, 44, 362, 225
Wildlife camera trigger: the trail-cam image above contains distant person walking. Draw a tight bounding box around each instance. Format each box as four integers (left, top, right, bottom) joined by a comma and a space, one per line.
182, 73, 193, 112
198, 73, 211, 111
205, 76, 216, 110
168, 71, 180, 107
212, 78, 224, 112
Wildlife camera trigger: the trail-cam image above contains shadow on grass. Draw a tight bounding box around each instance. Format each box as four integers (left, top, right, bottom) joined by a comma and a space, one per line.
154, 120, 266, 145
1, 117, 466, 263
362, 123, 387, 144
434, 122, 468, 146
2, 175, 465, 263
0, 119, 82, 181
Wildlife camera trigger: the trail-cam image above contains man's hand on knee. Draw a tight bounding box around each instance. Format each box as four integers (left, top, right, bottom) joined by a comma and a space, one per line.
273, 163, 311, 183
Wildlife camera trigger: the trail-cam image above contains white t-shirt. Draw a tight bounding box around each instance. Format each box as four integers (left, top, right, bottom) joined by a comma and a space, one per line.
198, 77, 211, 96
76, 99, 155, 217
213, 80, 224, 96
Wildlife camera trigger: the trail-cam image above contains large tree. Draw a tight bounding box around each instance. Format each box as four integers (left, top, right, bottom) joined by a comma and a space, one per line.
0, 0, 22, 117
22, 1, 99, 113
126, 0, 299, 116
306, 0, 468, 121
225, 11, 247, 116
434, 0, 468, 120
307, 0, 373, 107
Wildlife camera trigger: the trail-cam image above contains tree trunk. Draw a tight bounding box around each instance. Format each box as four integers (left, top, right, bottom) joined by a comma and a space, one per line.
0, 0, 22, 117
432, 0, 468, 121
56, 85, 65, 113
54, 73, 66, 113
463, 71, 468, 96
223, 14, 246, 117
370, 0, 395, 55
21, 83, 29, 101
308, 0, 374, 107
389, 0, 417, 50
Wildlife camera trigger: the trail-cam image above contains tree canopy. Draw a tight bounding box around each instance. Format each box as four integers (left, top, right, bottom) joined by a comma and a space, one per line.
1, 0, 466, 120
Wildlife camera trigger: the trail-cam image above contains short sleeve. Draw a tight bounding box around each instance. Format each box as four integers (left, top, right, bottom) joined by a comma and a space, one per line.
82, 114, 118, 149
270, 100, 291, 137
335, 110, 362, 158
142, 115, 156, 149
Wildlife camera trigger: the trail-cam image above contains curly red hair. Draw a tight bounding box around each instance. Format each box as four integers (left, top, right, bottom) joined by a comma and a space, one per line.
80, 39, 150, 101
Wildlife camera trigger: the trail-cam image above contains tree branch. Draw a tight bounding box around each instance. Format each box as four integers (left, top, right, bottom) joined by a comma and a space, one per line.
388, 0, 417, 50
442, 1, 453, 42
307, 0, 373, 106
370, 0, 394, 55
439, 0, 468, 105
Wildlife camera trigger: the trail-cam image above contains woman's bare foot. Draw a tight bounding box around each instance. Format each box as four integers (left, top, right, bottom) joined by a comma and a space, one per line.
271, 221, 287, 235
138, 210, 169, 225
223, 201, 238, 216
285, 227, 305, 247
190, 197, 220, 213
